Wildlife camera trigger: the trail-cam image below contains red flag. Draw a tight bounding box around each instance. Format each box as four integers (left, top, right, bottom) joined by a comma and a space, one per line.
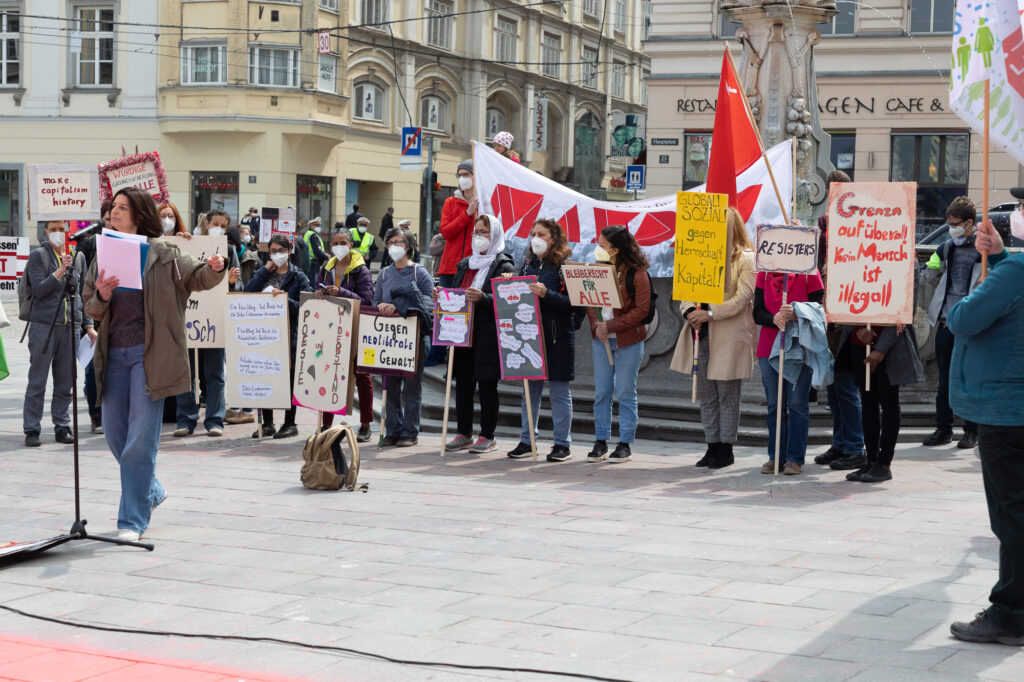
706, 52, 762, 210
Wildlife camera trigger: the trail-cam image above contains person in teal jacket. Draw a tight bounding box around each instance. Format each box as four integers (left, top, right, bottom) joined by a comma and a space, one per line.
949, 220, 1024, 646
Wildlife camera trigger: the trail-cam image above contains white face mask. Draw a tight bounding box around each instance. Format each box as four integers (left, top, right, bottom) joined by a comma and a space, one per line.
358, 225, 367, 233
948, 224, 966, 240
473, 234, 490, 255
530, 236, 548, 257
161, 217, 176, 233
48, 231, 65, 248
593, 245, 610, 263
332, 245, 350, 261
1011, 208, 1024, 241
388, 244, 407, 263
208, 227, 226, 236
270, 252, 289, 267
458, 176, 473, 191
242, 234, 251, 244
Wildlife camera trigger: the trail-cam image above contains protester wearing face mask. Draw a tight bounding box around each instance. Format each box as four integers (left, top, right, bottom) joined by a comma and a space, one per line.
440, 215, 515, 455
23, 221, 95, 447
223, 225, 258, 427
586, 225, 652, 464
158, 203, 186, 236
379, 219, 417, 268
505, 219, 577, 461
374, 227, 434, 446
302, 217, 328, 278
438, 160, 478, 290
244, 234, 311, 439
233, 224, 261, 288
315, 228, 375, 443
922, 196, 982, 450
350, 216, 377, 262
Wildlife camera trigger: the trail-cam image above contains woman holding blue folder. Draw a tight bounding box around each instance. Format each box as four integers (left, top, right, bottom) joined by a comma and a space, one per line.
83, 187, 226, 543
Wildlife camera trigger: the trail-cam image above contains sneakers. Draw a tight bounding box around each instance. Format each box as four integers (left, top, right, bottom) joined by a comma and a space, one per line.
225, 409, 239, 421
957, 432, 979, 449
115, 529, 141, 543
25, 432, 41, 447
858, 464, 892, 482
380, 435, 400, 447
951, 611, 1024, 645
225, 411, 255, 425
507, 442, 533, 459
922, 429, 953, 446
830, 454, 867, 471
274, 424, 299, 439
253, 424, 276, 438
760, 460, 779, 474
814, 446, 845, 465
468, 436, 497, 453
207, 427, 224, 437
396, 437, 418, 447
55, 427, 74, 444
587, 440, 609, 462
446, 433, 475, 450
91, 415, 103, 434
357, 425, 372, 443
173, 427, 194, 438
547, 445, 572, 462
845, 465, 871, 482
707, 443, 734, 470
609, 443, 632, 463
696, 443, 717, 467
782, 461, 802, 475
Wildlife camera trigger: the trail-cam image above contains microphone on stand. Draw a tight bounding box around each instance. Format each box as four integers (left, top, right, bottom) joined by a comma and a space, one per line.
69, 221, 105, 242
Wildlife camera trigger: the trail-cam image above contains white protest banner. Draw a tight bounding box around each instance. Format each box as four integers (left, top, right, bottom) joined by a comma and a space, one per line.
755, 224, 819, 274
174, 235, 228, 348
293, 294, 359, 415
0, 237, 28, 298
356, 311, 420, 376
97, 152, 169, 205
561, 262, 622, 308
826, 182, 917, 325
225, 294, 292, 409
27, 165, 101, 221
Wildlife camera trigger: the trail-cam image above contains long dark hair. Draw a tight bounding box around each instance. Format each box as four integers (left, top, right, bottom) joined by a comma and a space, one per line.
601, 224, 648, 272
115, 187, 161, 238
533, 219, 572, 266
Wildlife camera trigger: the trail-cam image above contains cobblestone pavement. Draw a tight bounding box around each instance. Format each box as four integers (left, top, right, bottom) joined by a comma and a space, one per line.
0, 329, 1021, 681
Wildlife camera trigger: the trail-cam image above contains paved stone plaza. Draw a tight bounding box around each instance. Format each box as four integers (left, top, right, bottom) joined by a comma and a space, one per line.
0, 333, 1022, 681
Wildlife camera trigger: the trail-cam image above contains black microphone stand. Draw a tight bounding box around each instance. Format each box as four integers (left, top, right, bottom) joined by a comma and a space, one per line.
0, 252, 153, 566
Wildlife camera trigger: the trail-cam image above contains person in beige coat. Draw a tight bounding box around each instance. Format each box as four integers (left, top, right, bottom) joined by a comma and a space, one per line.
670, 208, 756, 469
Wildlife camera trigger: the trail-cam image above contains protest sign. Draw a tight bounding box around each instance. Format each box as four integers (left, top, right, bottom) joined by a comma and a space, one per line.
0, 237, 28, 298
561, 262, 622, 309
492, 276, 546, 381
673, 191, 728, 304
174, 235, 228, 348
97, 152, 169, 205
27, 164, 102, 221
293, 294, 359, 415
259, 206, 298, 245
432, 288, 474, 347
356, 310, 420, 377
755, 224, 819, 274
825, 182, 917, 325
225, 294, 292, 409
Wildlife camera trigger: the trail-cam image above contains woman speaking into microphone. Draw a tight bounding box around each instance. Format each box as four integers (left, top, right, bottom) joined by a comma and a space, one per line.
83, 187, 226, 543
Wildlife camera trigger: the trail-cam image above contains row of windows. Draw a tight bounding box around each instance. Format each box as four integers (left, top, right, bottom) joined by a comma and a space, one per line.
723, 0, 954, 36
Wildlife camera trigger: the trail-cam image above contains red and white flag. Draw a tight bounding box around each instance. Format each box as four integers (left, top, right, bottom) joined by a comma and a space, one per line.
474, 140, 791, 277
706, 52, 764, 209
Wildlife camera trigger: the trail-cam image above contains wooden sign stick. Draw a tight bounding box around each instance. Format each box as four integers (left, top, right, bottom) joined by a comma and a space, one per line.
865, 323, 872, 392
774, 279, 789, 476
316, 411, 323, 434
691, 321, 700, 404
523, 379, 538, 461
604, 339, 614, 365
192, 347, 198, 401
439, 350, 455, 458
378, 388, 387, 448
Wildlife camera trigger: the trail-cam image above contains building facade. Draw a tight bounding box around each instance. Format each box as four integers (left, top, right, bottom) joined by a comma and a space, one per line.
645, 0, 1024, 229
0, 0, 650, 246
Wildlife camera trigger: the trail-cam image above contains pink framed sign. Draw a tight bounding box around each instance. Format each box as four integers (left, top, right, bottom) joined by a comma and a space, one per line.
491, 276, 547, 381
97, 151, 169, 205
432, 288, 475, 347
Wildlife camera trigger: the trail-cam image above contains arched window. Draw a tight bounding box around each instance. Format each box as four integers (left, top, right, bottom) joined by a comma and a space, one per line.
354, 82, 385, 122
421, 95, 447, 132
486, 107, 506, 138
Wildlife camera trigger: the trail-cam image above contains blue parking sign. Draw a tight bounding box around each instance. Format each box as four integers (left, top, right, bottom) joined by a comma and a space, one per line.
401, 127, 422, 157
626, 165, 645, 191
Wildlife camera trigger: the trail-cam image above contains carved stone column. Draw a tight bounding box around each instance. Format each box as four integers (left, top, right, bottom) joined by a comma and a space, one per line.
720, 0, 837, 221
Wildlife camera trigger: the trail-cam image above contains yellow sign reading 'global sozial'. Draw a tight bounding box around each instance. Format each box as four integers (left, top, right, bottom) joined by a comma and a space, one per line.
672, 191, 729, 304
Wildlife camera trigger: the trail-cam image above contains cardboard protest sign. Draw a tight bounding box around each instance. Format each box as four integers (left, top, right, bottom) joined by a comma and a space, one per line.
432, 288, 474, 347
492, 276, 547, 380
755, 224, 819, 274
293, 294, 359, 415
27, 164, 102, 221
174, 235, 228, 348
260, 206, 297, 245
97, 152, 169, 205
673, 191, 728, 304
561, 262, 622, 309
825, 182, 917, 325
0, 237, 28, 298
225, 294, 292, 409
356, 310, 420, 376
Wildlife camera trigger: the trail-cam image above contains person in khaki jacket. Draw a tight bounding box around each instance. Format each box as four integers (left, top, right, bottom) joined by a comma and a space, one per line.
670, 208, 756, 469
83, 187, 226, 543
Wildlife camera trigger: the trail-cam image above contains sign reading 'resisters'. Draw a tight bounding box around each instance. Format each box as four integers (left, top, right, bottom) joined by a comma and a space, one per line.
755, 224, 819, 275
825, 182, 917, 325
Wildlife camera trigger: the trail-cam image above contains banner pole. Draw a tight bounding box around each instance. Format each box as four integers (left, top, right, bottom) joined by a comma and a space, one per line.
378, 387, 387, 448
439, 350, 454, 458
192, 347, 198, 402
691, 319, 700, 404
317, 411, 323, 434
865, 323, 872, 393
791, 137, 798, 218
604, 339, 614, 366
981, 79, 990, 282
523, 379, 538, 461
774, 278, 788, 476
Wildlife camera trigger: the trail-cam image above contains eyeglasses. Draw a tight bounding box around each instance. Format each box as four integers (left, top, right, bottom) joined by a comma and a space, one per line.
387, 240, 406, 247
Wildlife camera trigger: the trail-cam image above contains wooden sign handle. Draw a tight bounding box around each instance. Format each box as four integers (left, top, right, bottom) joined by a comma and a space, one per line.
523, 379, 538, 461
774, 284, 788, 476
439, 350, 455, 457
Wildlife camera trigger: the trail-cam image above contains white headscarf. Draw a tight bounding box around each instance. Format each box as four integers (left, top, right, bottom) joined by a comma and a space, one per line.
467, 214, 506, 289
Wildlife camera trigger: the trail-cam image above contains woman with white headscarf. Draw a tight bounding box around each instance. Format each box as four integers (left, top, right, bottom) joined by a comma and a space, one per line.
440, 214, 515, 454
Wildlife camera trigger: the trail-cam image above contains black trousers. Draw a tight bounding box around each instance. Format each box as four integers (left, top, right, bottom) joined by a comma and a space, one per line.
849, 343, 901, 467
454, 346, 498, 440
979, 424, 1024, 633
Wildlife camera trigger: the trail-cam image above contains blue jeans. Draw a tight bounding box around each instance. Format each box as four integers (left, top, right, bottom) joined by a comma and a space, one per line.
935, 324, 977, 434
521, 379, 573, 447
593, 338, 643, 444
759, 357, 813, 465
176, 348, 226, 430
85, 359, 100, 418
102, 345, 166, 534
827, 369, 864, 455
385, 337, 428, 439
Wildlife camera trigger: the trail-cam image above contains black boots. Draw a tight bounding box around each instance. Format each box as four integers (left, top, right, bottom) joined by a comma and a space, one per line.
698, 443, 735, 470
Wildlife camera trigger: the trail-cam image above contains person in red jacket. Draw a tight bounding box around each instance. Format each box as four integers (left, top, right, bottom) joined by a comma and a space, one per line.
438, 159, 478, 289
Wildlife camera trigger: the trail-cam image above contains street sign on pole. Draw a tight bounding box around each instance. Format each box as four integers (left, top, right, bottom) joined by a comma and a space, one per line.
626, 165, 645, 191
400, 127, 424, 171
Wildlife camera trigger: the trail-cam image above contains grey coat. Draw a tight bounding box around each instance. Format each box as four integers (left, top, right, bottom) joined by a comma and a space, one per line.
838, 324, 924, 386
25, 245, 89, 327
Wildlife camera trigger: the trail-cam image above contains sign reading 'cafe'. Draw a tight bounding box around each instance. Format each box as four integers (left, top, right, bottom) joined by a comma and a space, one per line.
674, 95, 947, 116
